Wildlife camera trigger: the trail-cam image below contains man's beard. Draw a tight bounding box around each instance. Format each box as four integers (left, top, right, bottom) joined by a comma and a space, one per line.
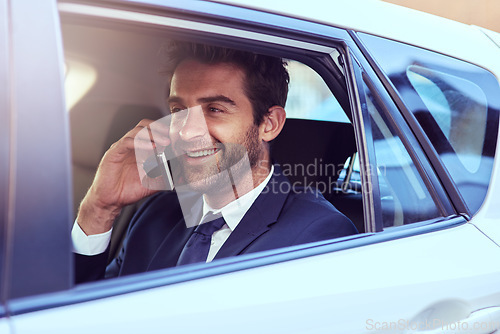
175, 125, 262, 193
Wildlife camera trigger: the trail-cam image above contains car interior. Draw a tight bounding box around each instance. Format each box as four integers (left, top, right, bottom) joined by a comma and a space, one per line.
62, 18, 366, 263
62, 2, 491, 267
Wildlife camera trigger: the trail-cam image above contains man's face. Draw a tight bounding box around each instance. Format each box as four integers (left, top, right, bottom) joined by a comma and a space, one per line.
168, 60, 265, 192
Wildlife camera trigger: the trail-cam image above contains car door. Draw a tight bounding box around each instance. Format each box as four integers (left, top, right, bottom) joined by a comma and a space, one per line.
4, 1, 500, 333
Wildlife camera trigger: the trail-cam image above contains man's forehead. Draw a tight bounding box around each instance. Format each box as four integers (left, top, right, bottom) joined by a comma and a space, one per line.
174, 59, 245, 77
169, 60, 247, 99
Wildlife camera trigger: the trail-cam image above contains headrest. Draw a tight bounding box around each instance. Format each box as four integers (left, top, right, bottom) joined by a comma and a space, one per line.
272, 118, 356, 187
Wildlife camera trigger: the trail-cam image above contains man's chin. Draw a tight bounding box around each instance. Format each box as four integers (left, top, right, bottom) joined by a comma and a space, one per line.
183, 172, 231, 193
178, 152, 254, 192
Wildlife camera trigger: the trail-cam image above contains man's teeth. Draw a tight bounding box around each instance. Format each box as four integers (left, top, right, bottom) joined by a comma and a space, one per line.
186, 149, 217, 158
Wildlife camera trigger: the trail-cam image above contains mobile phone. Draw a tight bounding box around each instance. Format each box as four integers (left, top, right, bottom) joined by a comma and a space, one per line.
142, 149, 175, 190
142, 125, 175, 191
154, 150, 175, 190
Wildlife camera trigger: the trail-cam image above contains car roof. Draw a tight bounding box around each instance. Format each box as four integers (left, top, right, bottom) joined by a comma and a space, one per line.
212, 0, 500, 78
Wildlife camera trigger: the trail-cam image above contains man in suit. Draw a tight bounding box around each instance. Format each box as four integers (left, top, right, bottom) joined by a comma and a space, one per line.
73, 42, 357, 283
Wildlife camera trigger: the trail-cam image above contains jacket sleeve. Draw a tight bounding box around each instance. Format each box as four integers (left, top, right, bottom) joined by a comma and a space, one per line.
74, 251, 109, 284
293, 212, 358, 245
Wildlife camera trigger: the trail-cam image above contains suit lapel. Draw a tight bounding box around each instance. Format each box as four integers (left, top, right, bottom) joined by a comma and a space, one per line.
146, 192, 203, 271
215, 168, 290, 259
145, 167, 291, 268
146, 218, 194, 271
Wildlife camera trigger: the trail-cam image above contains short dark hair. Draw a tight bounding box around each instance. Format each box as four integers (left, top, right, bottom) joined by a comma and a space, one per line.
161, 42, 289, 125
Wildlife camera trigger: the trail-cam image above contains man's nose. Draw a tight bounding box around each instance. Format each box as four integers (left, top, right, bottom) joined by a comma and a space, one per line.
178, 105, 208, 141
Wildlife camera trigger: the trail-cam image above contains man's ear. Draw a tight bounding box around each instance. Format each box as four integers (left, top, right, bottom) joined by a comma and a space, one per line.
260, 106, 286, 143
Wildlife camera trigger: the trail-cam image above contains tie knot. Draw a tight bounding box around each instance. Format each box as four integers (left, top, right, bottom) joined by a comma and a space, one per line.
195, 214, 225, 237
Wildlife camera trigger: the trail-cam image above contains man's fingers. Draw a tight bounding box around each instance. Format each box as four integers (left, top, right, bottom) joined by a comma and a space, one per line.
104, 117, 172, 168
129, 119, 171, 147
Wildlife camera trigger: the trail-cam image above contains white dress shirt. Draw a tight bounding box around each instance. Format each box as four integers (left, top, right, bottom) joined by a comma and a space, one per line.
72, 165, 274, 262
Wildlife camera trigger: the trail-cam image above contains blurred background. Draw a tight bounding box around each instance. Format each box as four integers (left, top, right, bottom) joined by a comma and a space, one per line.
382, 0, 500, 32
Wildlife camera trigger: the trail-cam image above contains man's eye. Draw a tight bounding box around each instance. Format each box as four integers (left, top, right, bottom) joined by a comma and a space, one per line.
208, 107, 223, 113
170, 107, 183, 114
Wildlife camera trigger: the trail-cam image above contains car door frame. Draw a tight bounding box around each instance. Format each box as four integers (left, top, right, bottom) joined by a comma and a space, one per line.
3, 0, 73, 308
0, 0, 11, 321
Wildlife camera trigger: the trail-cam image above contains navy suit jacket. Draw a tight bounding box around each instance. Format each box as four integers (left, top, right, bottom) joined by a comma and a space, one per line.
75, 167, 357, 283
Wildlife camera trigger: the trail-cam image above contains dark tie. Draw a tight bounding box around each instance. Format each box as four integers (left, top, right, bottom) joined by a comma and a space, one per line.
177, 214, 226, 266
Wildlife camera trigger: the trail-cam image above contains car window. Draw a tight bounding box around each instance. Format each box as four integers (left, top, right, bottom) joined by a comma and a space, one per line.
286, 60, 350, 123
361, 79, 441, 228
407, 65, 487, 174
334, 68, 443, 231
61, 17, 362, 282
358, 33, 500, 215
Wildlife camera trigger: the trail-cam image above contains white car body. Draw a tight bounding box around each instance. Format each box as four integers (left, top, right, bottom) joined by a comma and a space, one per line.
2, 0, 500, 333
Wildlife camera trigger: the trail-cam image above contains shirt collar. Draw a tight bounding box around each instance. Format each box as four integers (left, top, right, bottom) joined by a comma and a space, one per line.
201, 165, 274, 231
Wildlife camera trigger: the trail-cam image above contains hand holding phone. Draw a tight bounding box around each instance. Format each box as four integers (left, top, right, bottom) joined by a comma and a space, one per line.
135, 118, 175, 191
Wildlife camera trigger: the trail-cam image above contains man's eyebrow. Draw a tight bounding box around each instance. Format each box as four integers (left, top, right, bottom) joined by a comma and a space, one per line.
198, 95, 236, 106
167, 95, 237, 106
167, 96, 183, 104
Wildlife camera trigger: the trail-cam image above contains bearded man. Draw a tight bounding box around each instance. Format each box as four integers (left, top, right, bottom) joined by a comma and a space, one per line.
73, 43, 357, 283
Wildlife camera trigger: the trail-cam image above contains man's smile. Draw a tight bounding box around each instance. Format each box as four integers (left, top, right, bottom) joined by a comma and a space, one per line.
185, 147, 220, 158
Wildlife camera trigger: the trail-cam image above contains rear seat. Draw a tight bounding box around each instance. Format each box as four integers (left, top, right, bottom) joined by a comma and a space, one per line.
272, 118, 364, 233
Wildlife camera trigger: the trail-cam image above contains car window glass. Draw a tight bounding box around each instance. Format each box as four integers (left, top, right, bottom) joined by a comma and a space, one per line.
358, 33, 500, 215
286, 60, 349, 123
354, 78, 441, 228
407, 65, 487, 173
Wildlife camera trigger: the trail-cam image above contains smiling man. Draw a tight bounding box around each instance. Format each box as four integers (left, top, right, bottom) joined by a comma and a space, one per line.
73, 42, 357, 283
167, 59, 270, 207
